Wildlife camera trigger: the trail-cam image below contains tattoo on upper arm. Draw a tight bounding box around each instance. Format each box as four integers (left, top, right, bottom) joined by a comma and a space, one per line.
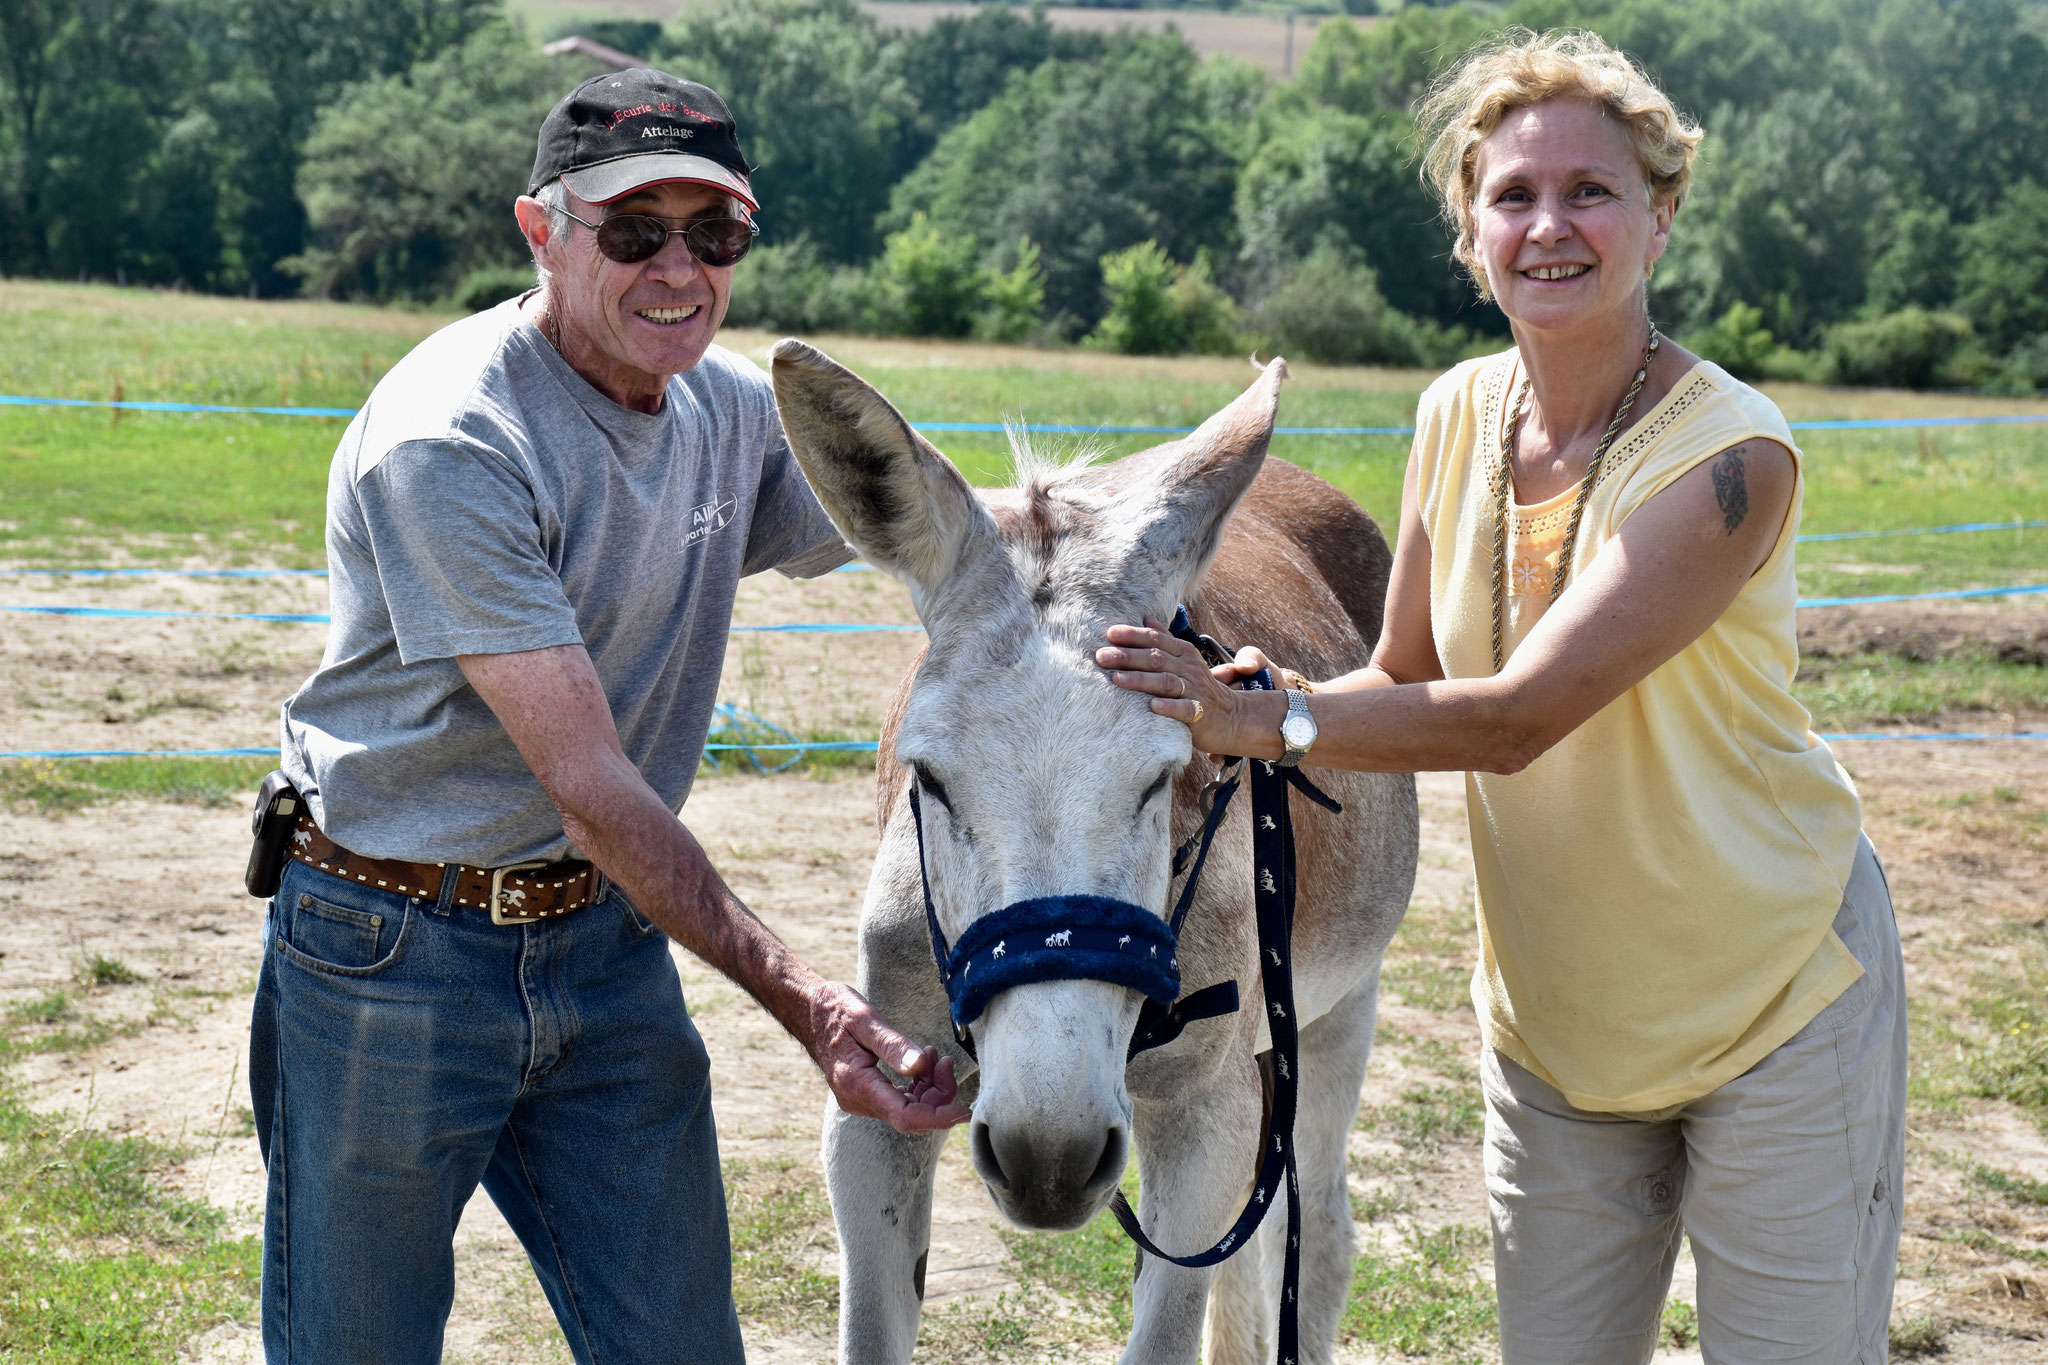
1712, 445, 1748, 535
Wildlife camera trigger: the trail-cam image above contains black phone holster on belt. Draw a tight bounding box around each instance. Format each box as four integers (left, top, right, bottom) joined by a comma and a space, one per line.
246, 770, 303, 898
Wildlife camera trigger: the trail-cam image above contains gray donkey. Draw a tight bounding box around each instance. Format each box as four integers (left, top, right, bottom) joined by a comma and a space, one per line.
770, 340, 1419, 1364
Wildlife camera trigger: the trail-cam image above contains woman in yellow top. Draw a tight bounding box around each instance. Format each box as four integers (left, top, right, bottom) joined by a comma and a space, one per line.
1099, 29, 1904, 1365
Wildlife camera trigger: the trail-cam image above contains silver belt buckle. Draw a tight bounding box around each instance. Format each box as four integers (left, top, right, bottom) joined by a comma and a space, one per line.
490, 861, 549, 926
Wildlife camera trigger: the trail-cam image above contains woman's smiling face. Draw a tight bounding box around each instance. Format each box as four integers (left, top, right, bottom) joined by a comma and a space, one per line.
1470, 98, 1673, 336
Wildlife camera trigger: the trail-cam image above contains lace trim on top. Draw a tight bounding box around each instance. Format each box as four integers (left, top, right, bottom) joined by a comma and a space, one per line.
1480, 355, 1719, 598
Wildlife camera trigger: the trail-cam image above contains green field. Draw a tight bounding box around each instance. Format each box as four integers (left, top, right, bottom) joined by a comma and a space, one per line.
3, 280, 2045, 732
5, 281, 2043, 582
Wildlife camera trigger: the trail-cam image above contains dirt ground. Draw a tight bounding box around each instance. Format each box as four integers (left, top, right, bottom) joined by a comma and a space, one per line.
2, 567, 2045, 1362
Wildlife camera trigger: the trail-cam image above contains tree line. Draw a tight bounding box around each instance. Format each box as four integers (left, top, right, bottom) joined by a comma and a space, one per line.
4, 0, 2045, 388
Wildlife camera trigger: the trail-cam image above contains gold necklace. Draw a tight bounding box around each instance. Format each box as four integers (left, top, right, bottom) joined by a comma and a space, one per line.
1489, 328, 1660, 673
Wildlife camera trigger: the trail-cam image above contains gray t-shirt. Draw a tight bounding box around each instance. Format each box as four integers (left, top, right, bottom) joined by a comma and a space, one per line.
280, 300, 850, 866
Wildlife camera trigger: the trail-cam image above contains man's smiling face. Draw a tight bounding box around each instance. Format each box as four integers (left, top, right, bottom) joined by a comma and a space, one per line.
530, 179, 738, 410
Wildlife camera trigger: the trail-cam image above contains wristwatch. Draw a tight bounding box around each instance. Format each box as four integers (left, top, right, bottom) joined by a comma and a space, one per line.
1278, 688, 1318, 767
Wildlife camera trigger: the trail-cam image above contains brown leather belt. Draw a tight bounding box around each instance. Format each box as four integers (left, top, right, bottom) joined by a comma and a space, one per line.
289, 812, 603, 924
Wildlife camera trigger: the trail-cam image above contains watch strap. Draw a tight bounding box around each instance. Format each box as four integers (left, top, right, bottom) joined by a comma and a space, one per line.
1279, 688, 1315, 767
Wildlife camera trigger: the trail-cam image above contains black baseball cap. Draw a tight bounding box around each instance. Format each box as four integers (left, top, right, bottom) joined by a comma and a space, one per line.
529, 68, 757, 211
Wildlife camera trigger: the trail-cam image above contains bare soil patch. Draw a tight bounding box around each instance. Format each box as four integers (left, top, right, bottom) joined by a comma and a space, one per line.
1801, 601, 2048, 668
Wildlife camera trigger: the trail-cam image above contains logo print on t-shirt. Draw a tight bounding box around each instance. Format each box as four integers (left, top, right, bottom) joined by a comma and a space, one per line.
684, 494, 738, 549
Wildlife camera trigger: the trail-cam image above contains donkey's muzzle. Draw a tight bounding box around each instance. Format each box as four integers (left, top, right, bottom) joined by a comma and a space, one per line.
973, 1114, 1129, 1231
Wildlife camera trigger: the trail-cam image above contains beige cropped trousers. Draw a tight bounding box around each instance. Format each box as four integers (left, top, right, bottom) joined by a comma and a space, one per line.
1482, 836, 1906, 1364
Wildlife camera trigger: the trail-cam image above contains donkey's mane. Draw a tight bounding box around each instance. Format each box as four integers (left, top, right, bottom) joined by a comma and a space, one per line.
1004, 423, 1104, 500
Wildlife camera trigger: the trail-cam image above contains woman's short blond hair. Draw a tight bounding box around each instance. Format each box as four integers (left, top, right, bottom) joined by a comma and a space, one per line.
1416, 29, 1703, 299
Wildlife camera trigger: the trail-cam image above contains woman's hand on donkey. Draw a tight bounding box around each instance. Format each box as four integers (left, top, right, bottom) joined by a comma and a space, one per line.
1097, 618, 1287, 760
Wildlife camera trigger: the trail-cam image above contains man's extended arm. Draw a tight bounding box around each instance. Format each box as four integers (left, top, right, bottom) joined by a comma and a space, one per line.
459, 644, 968, 1132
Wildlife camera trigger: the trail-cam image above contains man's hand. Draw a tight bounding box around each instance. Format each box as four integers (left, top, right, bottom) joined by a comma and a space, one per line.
458, 644, 969, 1135
803, 978, 971, 1132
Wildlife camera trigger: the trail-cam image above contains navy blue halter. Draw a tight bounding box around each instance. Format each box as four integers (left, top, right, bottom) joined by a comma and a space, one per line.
905, 604, 1339, 1365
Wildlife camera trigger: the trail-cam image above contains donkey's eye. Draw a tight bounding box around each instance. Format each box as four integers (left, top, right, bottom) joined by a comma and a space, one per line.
1138, 769, 1172, 810
912, 764, 952, 811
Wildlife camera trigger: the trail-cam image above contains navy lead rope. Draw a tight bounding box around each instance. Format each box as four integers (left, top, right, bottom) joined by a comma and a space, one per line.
1105, 608, 1317, 1365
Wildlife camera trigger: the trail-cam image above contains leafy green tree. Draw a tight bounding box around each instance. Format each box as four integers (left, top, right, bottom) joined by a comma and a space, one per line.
1681, 302, 1776, 379
283, 22, 571, 300
1235, 13, 1504, 335
1285, 6, 1497, 118
1821, 308, 1973, 388
876, 213, 987, 338
888, 32, 1245, 331
1087, 241, 1238, 356
1251, 238, 1457, 366
203, 0, 505, 294
1955, 179, 2048, 354
1088, 241, 1180, 355
0, 0, 182, 279
656, 0, 914, 264
724, 237, 874, 333
1650, 89, 1891, 344
1865, 205, 1956, 317
886, 7, 1105, 169
978, 238, 1047, 344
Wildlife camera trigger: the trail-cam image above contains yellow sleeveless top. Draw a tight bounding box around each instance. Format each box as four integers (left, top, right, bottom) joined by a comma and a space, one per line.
1415, 351, 1865, 1112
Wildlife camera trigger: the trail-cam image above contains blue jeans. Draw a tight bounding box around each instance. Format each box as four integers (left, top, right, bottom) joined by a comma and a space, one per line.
250, 856, 744, 1364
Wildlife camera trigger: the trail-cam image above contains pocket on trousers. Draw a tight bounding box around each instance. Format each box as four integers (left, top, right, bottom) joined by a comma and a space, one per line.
622, 897, 664, 940
276, 890, 410, 976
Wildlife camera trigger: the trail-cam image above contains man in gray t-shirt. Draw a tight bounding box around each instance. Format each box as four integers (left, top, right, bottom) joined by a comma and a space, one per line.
250, 69, 965, 1365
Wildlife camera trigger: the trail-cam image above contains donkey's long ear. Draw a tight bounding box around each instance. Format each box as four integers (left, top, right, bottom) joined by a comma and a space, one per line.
1117, 357, 1287, 598
771, 339, 994, 592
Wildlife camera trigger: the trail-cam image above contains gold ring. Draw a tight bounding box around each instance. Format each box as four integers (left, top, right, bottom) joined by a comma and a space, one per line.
1190, 701, 1204, 726
1174, 677, 1187, 699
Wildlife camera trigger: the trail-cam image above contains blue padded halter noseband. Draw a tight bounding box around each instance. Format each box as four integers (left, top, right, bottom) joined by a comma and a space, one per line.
943, 895, 1180, 1030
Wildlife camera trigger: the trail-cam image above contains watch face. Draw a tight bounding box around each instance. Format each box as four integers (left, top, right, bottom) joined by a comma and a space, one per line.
1281, 714, 1316, 748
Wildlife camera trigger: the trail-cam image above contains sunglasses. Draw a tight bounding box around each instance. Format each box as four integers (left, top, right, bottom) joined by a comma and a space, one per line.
558, 206, 760, 268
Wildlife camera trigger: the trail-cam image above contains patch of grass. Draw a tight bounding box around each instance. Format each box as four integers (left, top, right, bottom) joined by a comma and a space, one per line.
0, 997, 260, 1361
997, 1165, 1141, 1342
1972, 1164, 2048, 1206
1907, 926, 2048, 1125
81, 956, 145, 989
1946, 1227, 2048, 1266
1362, 1084, 1484, 1147
1797, 425, 2048, 601
1888, 1314, 1947, 1358
0, 757, 274, 815
1340, 1223, 1496, 1362
0, 992, 119, 1063
1794, 652, 2048, 730
1961, 935, 2048, 1120
10, 989, 77, 1027
1350, 1186, 1412, 1224
1659, 1297, 1699, 1348
1375, 1027, 1478, 1084
913, 1287, 1057, 1363
722, 1156, 838, 1330
1383, 898, 1475, 1015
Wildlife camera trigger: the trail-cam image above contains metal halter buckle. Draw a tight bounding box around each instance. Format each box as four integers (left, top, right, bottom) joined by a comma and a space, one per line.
489, 861, 549, 925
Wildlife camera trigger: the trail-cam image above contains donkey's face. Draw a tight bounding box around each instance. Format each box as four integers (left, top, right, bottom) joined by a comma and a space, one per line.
772, 341, 1282, 1230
